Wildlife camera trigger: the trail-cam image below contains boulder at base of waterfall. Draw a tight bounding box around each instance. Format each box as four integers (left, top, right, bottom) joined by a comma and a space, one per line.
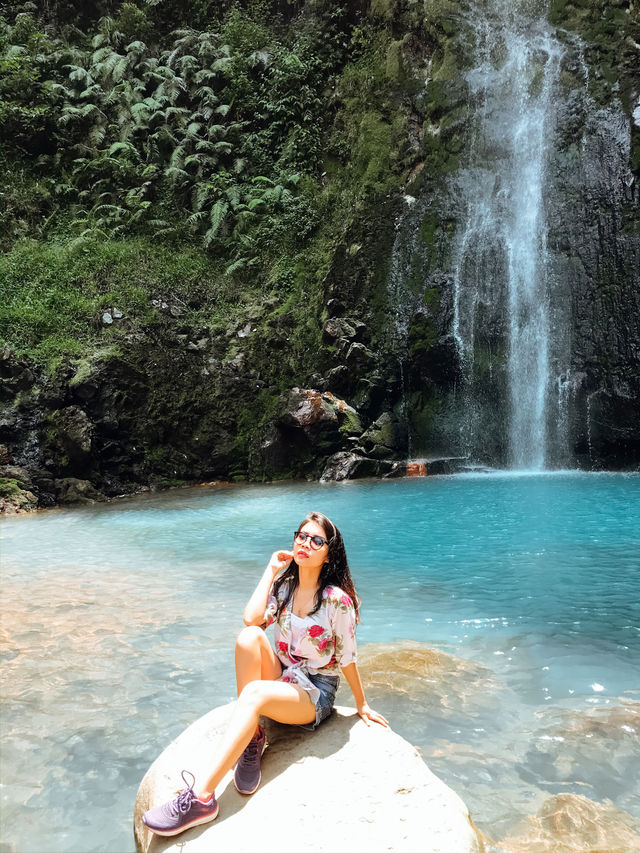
258, 388, 363, 478
54, 477, 105, 504
320, 451, 402, 481
134, 704, 483, 853
359, 411, 400, 459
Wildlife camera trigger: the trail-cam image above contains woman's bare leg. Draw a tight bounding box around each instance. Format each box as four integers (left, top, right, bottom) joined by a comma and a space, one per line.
197, 679, 315, 799
235, 625, 282, 695
234, 625, 282, 740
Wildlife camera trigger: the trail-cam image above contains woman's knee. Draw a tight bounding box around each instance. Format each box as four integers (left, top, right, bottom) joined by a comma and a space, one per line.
235, 624, 265, 652
238, 679, 269, 711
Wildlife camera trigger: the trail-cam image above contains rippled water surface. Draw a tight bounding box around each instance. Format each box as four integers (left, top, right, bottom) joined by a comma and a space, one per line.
1, 472, 639, 852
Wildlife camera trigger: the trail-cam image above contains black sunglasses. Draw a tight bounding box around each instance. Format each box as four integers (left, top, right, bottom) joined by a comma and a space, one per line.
294, 530, 329, 550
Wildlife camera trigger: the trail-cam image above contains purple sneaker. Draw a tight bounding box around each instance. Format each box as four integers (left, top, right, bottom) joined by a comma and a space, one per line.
233, 726, 266, 795
142, 770, 218, 837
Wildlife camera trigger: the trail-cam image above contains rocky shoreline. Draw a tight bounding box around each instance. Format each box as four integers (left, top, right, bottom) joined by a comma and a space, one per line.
0, 453, 470, 517
0, 337, 467, 515
2, 334, 638, 517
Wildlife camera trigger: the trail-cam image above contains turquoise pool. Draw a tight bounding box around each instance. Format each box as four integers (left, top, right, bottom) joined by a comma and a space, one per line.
1, 472, 638, 851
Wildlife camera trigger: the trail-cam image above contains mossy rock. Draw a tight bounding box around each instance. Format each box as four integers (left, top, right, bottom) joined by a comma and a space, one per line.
406, 389, 444, 443
424, 0, 458, 37
360, 411, 398, 454
385, 40, 406, 84
0, 477, 22, 499
408, 313, 438, 360
338, 406, 363, 437
355, 112, 394, 190
0, 477, 38, 513
370, 0, 397, 22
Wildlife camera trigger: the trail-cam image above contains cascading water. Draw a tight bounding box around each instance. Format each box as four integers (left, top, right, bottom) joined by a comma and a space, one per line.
387, 0, 636, 471
451, 0, 564, 469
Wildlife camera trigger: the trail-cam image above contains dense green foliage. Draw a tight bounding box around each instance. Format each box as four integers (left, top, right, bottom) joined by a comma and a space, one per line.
1, 237, 212, 363
1, 0, 638, 495
1, 0, 422, 364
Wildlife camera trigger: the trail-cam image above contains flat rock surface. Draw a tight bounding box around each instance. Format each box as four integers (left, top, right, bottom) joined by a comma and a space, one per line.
134, 703, 483, 853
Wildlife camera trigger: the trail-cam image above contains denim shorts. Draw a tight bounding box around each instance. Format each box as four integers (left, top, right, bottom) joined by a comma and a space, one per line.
299, 672, 339, 731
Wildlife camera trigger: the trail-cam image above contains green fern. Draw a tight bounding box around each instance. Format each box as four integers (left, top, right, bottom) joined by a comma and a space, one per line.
208, 199, 229, 238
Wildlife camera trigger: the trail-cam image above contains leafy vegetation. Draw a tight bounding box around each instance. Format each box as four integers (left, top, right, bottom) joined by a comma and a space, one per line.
0, 0, 425, 365
0, 237, 214, 365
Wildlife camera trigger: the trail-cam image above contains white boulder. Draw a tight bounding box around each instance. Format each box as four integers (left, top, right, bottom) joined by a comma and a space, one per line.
134, 703, 483, 853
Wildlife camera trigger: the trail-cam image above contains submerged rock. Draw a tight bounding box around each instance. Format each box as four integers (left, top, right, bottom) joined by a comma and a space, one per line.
499, 793, 640, 853
134, 704, 483, 853
516, 701, 640, 809
350, 641, 502, 716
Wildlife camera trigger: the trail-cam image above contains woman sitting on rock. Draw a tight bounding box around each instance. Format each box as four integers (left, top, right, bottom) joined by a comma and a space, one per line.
143, 510, 388, 837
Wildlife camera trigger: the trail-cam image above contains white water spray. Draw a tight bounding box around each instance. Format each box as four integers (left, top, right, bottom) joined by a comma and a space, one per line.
452, 0, 564, 469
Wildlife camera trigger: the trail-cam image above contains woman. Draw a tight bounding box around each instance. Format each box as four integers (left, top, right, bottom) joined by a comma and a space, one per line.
142, 511, 388, 837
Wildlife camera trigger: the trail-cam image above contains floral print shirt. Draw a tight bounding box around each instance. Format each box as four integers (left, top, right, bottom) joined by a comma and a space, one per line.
263, 583, 357, 704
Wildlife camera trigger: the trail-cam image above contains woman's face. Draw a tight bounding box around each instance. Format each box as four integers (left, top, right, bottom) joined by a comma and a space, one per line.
294, 519, 329, 574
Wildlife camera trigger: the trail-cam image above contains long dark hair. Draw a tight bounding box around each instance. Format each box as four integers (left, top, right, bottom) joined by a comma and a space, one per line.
272, 511, 360, 622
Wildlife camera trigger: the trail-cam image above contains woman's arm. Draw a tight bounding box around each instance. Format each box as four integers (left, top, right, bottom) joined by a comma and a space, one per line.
341, 662, 389, 727
243, 550, 293, 626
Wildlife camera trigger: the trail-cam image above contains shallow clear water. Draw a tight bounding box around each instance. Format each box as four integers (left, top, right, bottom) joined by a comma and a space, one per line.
1, 472, 639, 851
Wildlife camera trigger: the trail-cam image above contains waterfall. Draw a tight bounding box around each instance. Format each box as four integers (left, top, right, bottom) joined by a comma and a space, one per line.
451, 0, 564, 469
385, 0, 637, 471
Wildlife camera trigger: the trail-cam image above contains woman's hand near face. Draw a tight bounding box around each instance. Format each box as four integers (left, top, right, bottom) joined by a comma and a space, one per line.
243, 550, 293, 626
268, 550, 293, 578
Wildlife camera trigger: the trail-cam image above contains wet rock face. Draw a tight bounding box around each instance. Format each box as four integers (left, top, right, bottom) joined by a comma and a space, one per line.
546, 90, 640, 467
0, 343, 244, 508
1, 336, 401, 509
383, 11, 640, 470
46, 406, 93, 473
1, 320, 400, 509
359, 411, 399, 459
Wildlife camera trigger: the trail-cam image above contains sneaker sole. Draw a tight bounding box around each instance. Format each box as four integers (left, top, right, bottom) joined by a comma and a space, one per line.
233, 740, 267, 795
144, 803, 219, 836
